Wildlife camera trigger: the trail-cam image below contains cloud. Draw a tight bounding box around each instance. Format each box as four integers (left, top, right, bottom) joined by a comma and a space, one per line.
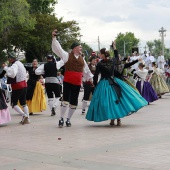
101, 15, 127, 23
54, 0, 170, 51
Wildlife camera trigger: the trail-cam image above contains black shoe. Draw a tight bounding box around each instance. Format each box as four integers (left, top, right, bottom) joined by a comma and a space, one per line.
66, 119, 71, 127
117, 119, 121, 126
110, 119, 115, 126
51, 107, 56, 116
82, 109, 85, 115
29, 112, 33, 115
58, 118, 64, 128
20, 116, 28, 125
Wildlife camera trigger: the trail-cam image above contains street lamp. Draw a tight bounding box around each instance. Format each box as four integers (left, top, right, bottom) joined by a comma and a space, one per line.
158, 27, 166, 56
124, 41, 132, 57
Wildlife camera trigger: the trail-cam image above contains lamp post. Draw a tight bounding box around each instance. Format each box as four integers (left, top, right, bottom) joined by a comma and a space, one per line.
124, 41, 132, 57
159, 27, 166, 56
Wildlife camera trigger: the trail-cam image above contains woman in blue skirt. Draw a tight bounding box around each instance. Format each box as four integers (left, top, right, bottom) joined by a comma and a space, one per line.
86, 42, 148, 126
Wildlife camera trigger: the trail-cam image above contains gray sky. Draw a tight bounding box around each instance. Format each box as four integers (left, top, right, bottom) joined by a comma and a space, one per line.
54, 0, 170, 52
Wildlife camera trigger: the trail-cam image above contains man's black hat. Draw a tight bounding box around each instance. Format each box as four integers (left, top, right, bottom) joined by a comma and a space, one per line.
71, 42, 80, 49
47, 55, 54, 59
7, 51, 17, 59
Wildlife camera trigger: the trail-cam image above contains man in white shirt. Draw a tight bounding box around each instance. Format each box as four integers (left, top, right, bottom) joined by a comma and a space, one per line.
35, 55, 64, 116
2, 52, 30, 124
52, 29, 93, 128
142, 51, 148, 63
130, 51, 140, 70
157, 52, 165, 70
145, 52, 155, 69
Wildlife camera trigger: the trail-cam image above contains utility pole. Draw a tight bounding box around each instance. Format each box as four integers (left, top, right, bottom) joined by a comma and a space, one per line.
98, 36, 100, 52
124, 41, 126, 57
159, 27, 166, 56
124, 41, 132, 57
79, 35, 83, 43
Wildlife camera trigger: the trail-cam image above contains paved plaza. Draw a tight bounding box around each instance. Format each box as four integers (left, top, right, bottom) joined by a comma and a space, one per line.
1, 92, 170, 170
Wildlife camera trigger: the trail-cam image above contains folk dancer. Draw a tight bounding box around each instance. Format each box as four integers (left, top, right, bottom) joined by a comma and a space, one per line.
52, 29, 93, 127
145, 52, 155, 69
130, 51, 140, 70
35, 55, 64, 116
82, 56, 96, 115
134, 63, 158, 104
2, 52, 30, 124
165, 64, 170, 90
157, 52, 165, 70
86, 42, 148, 126
0, 71, 11, 125
25, 59, 46, 115
149, 62, 169, 98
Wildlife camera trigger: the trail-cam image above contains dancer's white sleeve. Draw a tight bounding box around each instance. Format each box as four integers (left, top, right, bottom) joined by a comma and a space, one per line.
56, 60, 64, 70
3, 64, 18, 78
52, 38, 69, 63
35, 64, 45, 75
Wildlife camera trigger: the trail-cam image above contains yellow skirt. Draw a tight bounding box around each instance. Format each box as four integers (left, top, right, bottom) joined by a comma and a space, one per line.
27, 81, 46, 113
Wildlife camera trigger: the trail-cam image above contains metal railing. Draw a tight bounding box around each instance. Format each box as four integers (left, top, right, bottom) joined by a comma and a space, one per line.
23, 62, 46, 67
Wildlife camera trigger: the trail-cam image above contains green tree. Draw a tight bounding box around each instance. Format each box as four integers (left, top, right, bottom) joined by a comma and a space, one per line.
0, 0, 35, 63
146, 39, 170, 59
165, 48, 170, 59
0, 51, 7, 65
55, 19, 81, 52
16, 14, 80, 62
146, 41, 154, 53
153, 40, 162, 56
115, 32, 140, 57
27, 0, 58, 14
0, 0, 35, 33
0, 0, 81, 64
81, 42, 93, 56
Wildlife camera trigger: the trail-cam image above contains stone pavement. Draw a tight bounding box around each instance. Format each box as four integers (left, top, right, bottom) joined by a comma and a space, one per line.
1, 92, 170, 170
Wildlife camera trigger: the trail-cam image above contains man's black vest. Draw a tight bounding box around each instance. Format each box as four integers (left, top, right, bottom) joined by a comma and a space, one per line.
44, 61, 57, 77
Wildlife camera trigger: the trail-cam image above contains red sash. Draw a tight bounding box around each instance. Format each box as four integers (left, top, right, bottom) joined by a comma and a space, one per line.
11, 80, 27, 90
64, 71, 83, 85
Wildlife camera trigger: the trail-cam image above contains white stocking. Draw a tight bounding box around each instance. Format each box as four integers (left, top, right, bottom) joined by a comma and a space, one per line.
13, 105, 24, 116
60, 102, 68, 119
48, 98, 54, 111
23, 105, 29, 118
82, 100, 87, 110
54, 97, 59, 108
67, 106, 76, 120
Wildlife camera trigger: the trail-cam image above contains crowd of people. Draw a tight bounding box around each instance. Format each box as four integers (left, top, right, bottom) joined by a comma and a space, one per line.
0, 30, 170, 127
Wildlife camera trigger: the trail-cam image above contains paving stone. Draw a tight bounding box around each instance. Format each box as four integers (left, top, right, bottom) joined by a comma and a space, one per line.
0, 93, 170, 170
